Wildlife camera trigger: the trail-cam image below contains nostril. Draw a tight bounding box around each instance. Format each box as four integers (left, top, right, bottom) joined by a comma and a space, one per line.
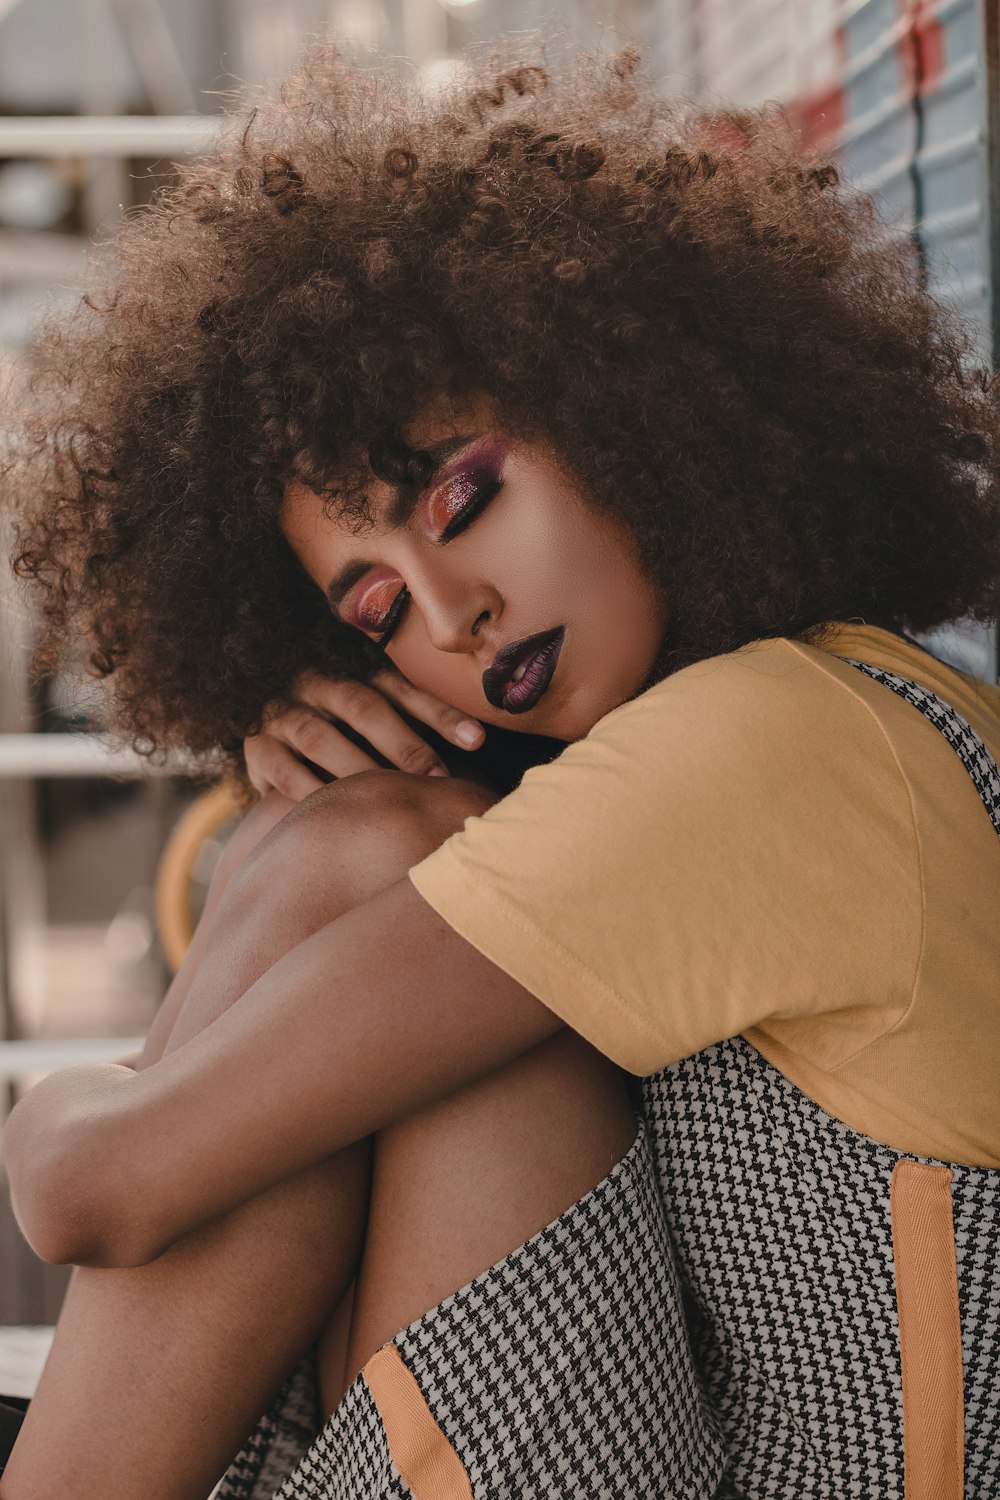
472, 611, 489, 636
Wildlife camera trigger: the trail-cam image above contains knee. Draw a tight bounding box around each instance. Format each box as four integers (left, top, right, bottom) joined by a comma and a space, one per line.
211, 789, 297, 889
271, 769, 497, 867
334, 769, 499, 849
228, 771, 497, 918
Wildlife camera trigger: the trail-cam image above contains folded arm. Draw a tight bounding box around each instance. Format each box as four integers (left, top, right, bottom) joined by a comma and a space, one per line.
6, 875, 560, 1268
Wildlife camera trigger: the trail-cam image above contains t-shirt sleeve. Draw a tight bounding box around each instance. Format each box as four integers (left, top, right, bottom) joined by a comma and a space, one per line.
409, 641, 922, 1075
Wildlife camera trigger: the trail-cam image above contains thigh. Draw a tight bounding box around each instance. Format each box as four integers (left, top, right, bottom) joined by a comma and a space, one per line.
328, 1028, 637, 1407
162, 770, 498, 1055
229, 1061, 727, 1500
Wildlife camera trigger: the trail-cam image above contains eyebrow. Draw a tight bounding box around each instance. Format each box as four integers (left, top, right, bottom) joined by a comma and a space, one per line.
325, 434, 474, 613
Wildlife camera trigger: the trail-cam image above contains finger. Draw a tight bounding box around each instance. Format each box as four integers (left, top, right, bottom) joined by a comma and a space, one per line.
265, 703, 404, 780
366, 669, 485, 751
284, 681, 454, 777
244, 734, 327, 802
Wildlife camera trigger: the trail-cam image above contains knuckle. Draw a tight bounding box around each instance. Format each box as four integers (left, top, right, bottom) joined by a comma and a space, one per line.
397, 740, 438, 773
333, 680, 375, 721
286, 707, 316, 739
261, 697, 291, 728
294, 716, 328, 760
243, 739, 274, 792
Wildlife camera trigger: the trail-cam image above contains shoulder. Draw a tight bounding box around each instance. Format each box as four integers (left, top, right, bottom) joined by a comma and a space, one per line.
455, 634, 912, 874
580, 635, 885, 784
412, 634, 924, 1073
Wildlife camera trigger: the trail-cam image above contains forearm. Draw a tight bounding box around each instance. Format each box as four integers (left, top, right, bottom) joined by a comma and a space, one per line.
119, 878, 557, 1249
5, 875, 556, 1267
5, 791, 298, 1265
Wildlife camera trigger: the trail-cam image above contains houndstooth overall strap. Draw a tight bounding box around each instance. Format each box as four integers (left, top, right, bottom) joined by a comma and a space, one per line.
838, 657, 1000, 837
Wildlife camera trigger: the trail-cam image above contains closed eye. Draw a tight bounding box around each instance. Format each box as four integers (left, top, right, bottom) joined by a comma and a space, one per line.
373, 584, 410, 646
427, 474, 504, 542
342, 572, 409, 642
339, 447, 505, 647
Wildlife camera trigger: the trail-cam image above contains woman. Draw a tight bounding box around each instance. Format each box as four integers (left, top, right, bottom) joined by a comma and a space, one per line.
3, 42, 999, 1500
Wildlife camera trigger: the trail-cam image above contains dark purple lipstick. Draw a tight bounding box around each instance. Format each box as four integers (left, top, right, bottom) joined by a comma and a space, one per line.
482, 627, 565, 715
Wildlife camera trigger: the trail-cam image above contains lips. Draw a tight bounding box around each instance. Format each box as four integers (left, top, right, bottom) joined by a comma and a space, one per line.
482, 627, 565, 715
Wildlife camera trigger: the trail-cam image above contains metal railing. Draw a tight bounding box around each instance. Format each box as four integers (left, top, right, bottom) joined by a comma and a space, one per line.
0, 734, 196, 1081
0, 115, 219, 157
0, 733, 195, 780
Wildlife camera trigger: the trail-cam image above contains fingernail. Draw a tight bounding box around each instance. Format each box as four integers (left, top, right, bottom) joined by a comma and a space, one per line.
429, 764, 451, 777
455, 720, 483, 748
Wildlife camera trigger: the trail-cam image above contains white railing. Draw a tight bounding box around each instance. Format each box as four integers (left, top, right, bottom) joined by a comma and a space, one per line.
0, 116, 220, 157
0, 733, 196, 780
0, 733, 199, 1079
0, 1036, 144, 1080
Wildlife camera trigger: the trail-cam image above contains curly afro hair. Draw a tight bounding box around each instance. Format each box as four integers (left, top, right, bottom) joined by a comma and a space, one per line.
7, 40, 1000, 769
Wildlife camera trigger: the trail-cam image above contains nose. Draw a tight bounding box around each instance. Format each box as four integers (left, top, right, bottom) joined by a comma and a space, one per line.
418, 576, 501, 655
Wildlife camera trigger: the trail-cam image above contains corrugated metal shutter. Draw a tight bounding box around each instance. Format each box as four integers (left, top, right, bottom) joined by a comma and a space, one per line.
841, 0, 993, 357
654, 0, 994, 353
652, 0, 997, 679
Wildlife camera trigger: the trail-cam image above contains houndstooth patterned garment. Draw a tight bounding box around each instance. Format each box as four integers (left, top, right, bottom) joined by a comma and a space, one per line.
217, 1121, 726, 1499
645, 1039, 1000, 1498
841, 658, 1000, 827
219, 660, 999, 1498
645, 662, 1000, 1498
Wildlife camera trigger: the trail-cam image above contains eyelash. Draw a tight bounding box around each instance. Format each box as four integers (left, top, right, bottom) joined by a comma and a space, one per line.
373, 583, 410, 647
372, 474, 503, 648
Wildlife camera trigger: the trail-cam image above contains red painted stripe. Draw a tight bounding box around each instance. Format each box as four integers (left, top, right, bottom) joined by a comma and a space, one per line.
898, 0, 947, 97
787, 25, 847, 149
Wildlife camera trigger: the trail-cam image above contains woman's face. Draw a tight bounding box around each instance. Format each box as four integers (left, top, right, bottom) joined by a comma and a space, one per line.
281, 403, 666, 742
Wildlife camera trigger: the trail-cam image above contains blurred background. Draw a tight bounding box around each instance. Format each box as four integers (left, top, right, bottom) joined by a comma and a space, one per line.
0, 0, 997, 1368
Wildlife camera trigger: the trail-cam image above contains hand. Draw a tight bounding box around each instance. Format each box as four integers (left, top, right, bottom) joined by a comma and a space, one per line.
244, 666, 485, 800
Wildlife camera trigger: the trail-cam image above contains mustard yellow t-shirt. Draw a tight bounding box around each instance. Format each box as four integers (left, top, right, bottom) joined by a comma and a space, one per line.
410, 624, 1000, 1168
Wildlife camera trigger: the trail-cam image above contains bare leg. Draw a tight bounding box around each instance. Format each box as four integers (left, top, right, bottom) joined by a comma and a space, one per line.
325, 1028, 636, 1409
138, 789, 297, 1066
3, 1153, 370, 1500
3, 773, 634, 1497
2, 775, 493, 1500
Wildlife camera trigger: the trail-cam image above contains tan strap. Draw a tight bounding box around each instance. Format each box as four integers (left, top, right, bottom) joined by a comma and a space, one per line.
890, 1159, 964, 1499
363, 1344, 474, 1500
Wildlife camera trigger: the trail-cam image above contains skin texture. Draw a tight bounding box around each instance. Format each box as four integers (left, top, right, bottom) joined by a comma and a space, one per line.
2, 779, 635, 1498
5, 793, 560, 1266
281, 397, 668, 745
5, 433, 665, 1261
243, 664, 487, 799
6, 42, 1000, 1499
1, 429, 654, 1492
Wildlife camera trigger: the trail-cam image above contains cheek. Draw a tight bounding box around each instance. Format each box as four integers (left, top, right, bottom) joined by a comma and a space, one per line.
389, 631, 483, 713
556, 516, 664, 675
541, 513, 651, 624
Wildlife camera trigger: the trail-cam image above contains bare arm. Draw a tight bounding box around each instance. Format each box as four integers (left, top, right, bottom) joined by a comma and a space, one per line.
5, 876, 560, 1267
